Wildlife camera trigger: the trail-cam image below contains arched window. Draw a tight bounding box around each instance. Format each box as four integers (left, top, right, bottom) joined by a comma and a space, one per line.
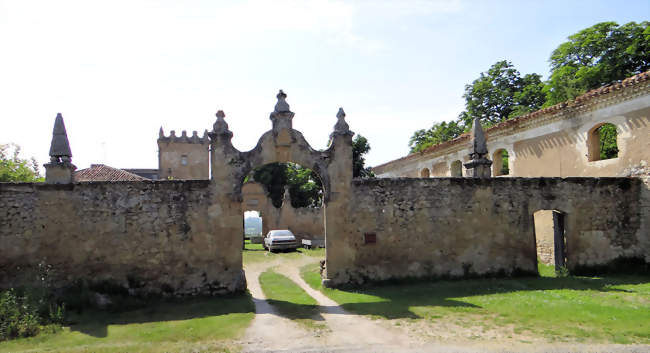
450, 160, 463, 177
420, 168, 430, 178
492, 149, 510, 176
587, 123, 618, 161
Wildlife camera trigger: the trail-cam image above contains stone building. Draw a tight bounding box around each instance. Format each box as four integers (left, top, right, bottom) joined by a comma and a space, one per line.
157, 128, 210, 180
373, 71, 650, 178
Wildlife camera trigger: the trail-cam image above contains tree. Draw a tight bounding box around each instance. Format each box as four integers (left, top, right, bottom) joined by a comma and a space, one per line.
545, 21, 650, 105
352, 134, 374, 178
0, 143, 43, 182
408, 61, 544, 153
408, 121, 463, 153
458, 60, 545, 128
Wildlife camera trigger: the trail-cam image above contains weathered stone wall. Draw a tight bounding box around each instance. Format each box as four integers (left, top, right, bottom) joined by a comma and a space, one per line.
533, 210, 555, 266
324, 177, 649, 286
0, 181, 244, 295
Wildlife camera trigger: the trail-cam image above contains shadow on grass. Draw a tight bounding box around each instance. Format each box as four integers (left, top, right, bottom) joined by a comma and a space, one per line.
67, 292, 255, 338
310, 268, 650, 320
265, 299, 326, 322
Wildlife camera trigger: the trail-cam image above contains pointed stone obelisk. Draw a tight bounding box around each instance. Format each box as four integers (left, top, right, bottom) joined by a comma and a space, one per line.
44, 113, 76, 184
463, 117, 492, 178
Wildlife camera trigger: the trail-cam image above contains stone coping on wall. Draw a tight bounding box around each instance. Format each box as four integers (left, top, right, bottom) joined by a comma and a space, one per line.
373, 70, 650, 174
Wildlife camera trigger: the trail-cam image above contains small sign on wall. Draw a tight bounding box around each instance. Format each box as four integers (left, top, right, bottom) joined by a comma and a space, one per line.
364, 232, 376, 244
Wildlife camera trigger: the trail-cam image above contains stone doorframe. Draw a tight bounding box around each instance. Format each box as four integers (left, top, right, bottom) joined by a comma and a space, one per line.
208, 91, 354, 286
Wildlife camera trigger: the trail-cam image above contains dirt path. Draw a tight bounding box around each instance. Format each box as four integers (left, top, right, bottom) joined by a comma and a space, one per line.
239, 252, 648, 353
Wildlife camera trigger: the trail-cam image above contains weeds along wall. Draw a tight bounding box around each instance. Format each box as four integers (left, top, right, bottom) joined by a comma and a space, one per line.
0, 180, 244, 296
324, 177, 650, 285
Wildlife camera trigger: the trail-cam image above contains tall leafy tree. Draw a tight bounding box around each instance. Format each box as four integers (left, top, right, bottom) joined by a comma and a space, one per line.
408, 121, 463, 153
458, 60, 545, 128
0, 143, 43, 182
352, 134, 374, 178
545, 21, 650, 105
409, 61, 544, 153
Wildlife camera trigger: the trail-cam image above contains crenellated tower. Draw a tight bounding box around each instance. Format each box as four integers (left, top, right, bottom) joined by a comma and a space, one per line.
157, 128, 210, 179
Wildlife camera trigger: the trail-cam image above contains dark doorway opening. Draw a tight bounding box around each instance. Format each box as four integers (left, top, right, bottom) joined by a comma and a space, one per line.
533, 210, 567, 275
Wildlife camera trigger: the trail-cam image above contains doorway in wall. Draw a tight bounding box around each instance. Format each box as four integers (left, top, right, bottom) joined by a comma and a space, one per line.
533, 210, 567, 276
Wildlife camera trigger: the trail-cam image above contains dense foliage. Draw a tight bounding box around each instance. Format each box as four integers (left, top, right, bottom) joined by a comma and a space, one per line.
0, 264, 65, 341
352, 135, 375, 178
408, 21, 648, 154
545, 21, 650, 105
251, 133, 374, 208
0, 143, 44, 182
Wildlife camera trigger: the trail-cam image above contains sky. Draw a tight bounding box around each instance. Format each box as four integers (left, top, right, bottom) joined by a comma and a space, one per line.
1, 0, 648, 172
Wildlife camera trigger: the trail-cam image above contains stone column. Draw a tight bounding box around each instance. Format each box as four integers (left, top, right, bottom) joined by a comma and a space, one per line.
464, 117, 492, 178
323, 108, 355, 287
44, 113, 76, 184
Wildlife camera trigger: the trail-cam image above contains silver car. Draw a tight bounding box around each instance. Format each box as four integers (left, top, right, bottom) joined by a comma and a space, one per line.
264, 230, 298, 252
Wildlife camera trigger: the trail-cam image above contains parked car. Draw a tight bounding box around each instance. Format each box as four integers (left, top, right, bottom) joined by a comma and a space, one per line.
264, 230, 298, 252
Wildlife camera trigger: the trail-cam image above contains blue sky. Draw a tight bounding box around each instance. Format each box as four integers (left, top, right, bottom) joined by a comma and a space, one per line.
1, 0, 648, 171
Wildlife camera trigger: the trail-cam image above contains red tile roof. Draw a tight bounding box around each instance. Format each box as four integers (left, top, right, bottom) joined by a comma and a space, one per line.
75, 164, 147, 182
373, 70, 650, 171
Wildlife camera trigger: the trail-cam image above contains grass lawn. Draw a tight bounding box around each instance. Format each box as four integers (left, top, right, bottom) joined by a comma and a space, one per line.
301, 263, 650, 344
0, 294, 255, 353
243, 239, 325, 265
258, 269, 326, 331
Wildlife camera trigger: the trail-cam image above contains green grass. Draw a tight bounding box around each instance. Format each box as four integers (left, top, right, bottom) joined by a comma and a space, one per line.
0, 294, 255, 353
300, 263, 650, 344
243, 239, 325, 265
258, 269, 326, 330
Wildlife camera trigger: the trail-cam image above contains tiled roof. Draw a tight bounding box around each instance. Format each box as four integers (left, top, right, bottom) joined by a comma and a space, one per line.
373, 70, 650, 171
75, 164, 147, 182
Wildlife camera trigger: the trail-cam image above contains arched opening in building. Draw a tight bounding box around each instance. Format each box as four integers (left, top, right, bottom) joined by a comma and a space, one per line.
420, 168, 430, 178
533, 209, 567, 277
450, 160, 463, 177
241, 162, 326, 255
492, 149, 510, 176
587, 123, 619, 162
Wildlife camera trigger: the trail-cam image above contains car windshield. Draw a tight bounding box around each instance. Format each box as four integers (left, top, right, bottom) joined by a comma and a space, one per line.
269, 230, 293, 238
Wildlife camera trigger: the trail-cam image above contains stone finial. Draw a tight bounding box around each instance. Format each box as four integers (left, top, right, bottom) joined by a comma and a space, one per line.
209, 110, 233, 142
469, 117, 488, 158
202, 129, 209, 141
48, 113, 72, 161
159, 126, 164, 138
213, 110, 230, 133
333, 107, 350, 134
464, 117, 492, 178
191, 130, 199, 143
45, 113, 76, 184
274, 90, 291, 113
283, 186, 291, 206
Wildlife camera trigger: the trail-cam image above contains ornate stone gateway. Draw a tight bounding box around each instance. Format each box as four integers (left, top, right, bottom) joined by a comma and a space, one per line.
208, 90, 354, 286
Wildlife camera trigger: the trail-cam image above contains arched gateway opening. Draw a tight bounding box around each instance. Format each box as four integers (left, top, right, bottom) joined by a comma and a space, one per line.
242, 162, 325, 252
209, 90, 353, 286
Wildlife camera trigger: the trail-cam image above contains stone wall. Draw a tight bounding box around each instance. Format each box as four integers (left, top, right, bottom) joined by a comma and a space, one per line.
533, 210, 556, 266
323, 177, 649, 286
0, 181, 244, 295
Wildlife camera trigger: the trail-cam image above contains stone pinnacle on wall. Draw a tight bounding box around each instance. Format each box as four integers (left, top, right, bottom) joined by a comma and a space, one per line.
48, 113, 73, 163
333, 108, 350, 134
274, 90, 291, 113
209, 110, 233, 142
44, 113, 76, 184
463, 117, 492, 178
270, 90, 295, 131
